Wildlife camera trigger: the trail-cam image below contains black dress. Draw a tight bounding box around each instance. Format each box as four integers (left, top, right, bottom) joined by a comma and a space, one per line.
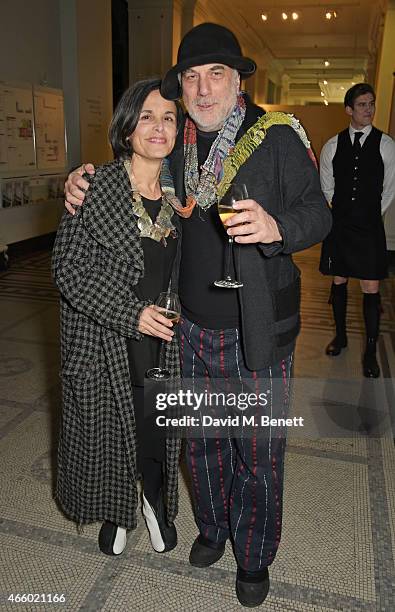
126, 197, 177, 466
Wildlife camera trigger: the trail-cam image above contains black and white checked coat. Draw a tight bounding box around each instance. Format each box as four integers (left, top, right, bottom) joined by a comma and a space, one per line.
52, 159, 181, 529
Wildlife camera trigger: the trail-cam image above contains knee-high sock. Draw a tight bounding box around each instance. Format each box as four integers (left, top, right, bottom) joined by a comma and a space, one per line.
330, 282, 347, 339
363, 293, 381, 345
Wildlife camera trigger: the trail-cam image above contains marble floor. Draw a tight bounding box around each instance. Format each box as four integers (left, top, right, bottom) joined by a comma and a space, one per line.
0, 243, 394, 611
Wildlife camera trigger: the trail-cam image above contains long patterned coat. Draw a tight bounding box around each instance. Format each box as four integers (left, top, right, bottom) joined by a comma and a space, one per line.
52, 159, 181, 529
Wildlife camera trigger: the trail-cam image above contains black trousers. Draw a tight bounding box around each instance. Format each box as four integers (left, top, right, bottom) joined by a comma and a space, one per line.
131, 384, 165, 505
180, 316, 292, 572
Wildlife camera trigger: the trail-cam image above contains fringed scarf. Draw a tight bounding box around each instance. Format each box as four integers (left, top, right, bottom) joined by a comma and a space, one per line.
180, 94, 246, 218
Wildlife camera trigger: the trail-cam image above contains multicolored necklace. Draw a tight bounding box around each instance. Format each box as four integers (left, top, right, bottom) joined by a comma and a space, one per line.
124, 159, 177, 246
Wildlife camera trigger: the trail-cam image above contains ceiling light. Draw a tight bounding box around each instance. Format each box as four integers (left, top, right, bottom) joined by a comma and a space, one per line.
282, 12, 288, 20
324, 100, 329, 106
324, 60, 330, 67
261, 13, 268, 21
340, 86, 345, 90
291, 12, 299, 20
351, 81, 355, 85
325, 10, 337, 20
323, 79, 328, 85
320, 91, 325, 97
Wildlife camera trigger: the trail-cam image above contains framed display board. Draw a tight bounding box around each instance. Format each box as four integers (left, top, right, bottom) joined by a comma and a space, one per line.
0, 81, 36, 173
0, 82, 67, 246
34, 86, 67, 170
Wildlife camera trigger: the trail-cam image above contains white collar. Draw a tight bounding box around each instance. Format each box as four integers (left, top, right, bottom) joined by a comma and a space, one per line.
348, 124, 372, 138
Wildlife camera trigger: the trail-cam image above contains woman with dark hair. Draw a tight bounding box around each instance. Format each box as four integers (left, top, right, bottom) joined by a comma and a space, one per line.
52, 79, 184, 556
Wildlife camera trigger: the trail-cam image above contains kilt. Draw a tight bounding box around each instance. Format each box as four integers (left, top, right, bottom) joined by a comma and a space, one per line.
319, 217, 388, 280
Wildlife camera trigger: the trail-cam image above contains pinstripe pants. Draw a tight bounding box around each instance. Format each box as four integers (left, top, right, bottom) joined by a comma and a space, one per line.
180, 316, 292, 572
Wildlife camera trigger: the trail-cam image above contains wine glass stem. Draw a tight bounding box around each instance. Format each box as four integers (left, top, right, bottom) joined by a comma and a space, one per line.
225, 237, 234, 280
158, 339, 166, 371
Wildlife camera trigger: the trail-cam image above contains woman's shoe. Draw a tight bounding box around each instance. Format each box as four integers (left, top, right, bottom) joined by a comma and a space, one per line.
98, 521, 127, 556
142, 492, 177, 553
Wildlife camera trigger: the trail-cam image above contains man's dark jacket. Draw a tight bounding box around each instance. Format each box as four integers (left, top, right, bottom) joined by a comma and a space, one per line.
169, 97, 332, 370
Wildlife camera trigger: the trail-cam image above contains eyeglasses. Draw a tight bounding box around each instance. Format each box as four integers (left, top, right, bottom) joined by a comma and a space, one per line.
354, 101, 375, 110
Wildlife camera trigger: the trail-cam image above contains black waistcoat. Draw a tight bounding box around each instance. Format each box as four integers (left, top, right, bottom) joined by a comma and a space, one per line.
332, 127, 383, 228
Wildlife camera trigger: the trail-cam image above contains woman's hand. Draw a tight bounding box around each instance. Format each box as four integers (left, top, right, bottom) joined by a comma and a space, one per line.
138, 305, 175, 341
64, 163, 95, 214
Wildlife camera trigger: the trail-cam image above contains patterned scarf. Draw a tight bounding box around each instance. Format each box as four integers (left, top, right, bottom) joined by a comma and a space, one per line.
181, 95, 246, 217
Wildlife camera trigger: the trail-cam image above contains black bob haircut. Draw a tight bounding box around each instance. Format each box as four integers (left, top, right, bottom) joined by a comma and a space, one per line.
109, 78, 183, 159
344, 83, 375, 108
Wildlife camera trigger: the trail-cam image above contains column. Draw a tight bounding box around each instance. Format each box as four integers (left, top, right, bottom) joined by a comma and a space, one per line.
281, 74, 291, 104
128, 0, 174, 83
374, 0, 395, 250
59, 0, 113, 167
128, 0, 197, 82
375, 0, 395, 131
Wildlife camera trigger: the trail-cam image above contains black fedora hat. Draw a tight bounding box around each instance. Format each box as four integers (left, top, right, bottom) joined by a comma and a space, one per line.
161, 23, 256, 100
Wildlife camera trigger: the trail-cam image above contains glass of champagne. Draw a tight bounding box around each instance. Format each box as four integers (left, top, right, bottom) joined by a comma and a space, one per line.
146, 291, 181, 381
214, 182, 248, 289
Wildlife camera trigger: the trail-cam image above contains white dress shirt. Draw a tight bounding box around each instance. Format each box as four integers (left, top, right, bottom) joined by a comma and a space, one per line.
319, 124, 395, 214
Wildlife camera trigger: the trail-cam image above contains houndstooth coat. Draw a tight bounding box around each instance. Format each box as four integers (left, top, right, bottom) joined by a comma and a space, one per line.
52, 159, 181, 529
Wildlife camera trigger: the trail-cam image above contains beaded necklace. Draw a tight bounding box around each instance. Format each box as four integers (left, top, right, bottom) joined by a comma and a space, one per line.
124, 159, 177, 246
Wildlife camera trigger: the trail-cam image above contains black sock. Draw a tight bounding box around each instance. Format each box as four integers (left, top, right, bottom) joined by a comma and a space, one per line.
363, 292, 380, 343
330, 282, 347, 339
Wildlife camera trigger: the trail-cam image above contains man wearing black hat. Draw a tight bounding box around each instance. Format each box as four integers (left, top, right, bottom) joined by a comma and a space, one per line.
64, 22, 331, 607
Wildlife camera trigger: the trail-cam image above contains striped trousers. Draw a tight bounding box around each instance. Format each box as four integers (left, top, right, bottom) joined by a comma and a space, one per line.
180, 316, 292, 572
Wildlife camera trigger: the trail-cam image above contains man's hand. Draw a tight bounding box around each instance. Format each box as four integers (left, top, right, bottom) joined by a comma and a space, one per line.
225, 199, 282, 244
64, 163, 95, 215
138, 305, 175, 341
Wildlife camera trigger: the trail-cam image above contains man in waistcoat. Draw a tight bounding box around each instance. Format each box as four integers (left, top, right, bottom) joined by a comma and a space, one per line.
320, 83, 395, 377
64, 23, 331, 607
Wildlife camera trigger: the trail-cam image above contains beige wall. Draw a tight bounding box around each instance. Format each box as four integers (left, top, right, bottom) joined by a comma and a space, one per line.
76, 0, 113, 165
128, 0, 174, 83
262, 104, 349, 158
0, 0, 62, 88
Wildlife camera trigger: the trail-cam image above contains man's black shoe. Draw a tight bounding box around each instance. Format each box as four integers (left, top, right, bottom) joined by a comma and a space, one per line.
326, 335, 347, 356
236, 567, 270, 607
189, 535, 226, 568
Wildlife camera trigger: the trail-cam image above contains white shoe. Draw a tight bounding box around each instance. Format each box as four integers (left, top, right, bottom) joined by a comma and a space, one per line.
98, 521, 127, 556
142, 493, 177, 553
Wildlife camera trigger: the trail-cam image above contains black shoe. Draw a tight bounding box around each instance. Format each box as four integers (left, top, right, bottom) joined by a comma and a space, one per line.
363, 342, 380, 378
142, 493, 177, 553
189, 535, 226, 568
236, 567, 270, 607
326, 335, 347, 356
98, 521, 127, 556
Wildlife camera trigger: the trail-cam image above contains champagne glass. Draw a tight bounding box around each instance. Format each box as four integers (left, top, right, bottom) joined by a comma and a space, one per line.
146, 291, 181, 381
214, 182, 248, 289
